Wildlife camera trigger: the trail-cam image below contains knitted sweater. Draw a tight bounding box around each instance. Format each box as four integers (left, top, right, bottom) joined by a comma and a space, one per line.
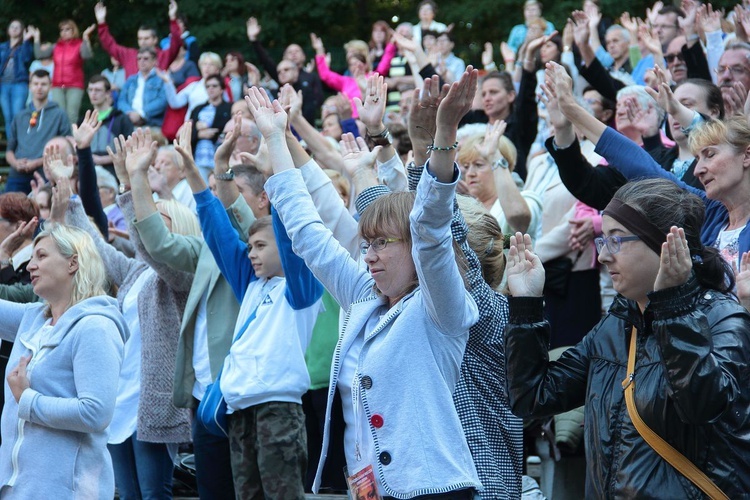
66, 194, 193, 443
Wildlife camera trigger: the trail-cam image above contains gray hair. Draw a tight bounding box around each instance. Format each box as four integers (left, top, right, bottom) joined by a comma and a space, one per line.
606, 24, 630, 43
616, 85, 665, 125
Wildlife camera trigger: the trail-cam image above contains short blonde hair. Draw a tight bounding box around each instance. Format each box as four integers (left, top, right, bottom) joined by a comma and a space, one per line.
324, 169, 351, 202
457, 195, 506, 289
34, 223, 108, 312
59, 19, 80, 38
457, 132, 518, 171
689, 116, 750, 156
198, 52, 223, 70
156, 199, 201, 237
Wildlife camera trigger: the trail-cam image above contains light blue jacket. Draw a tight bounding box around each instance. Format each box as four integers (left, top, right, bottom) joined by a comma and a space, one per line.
0, 296, 126, 499
266, 168, 480, 498
117, 71, 167, 126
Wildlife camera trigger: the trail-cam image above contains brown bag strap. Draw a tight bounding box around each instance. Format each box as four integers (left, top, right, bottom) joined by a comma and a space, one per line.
621, 327, 729, 500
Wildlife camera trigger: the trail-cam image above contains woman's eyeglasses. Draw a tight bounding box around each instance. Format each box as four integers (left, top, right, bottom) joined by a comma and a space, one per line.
359, 237, 401, 255
594, 235, 640, 254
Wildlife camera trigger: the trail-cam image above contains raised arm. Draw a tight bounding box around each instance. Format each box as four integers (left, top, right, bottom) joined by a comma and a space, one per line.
72, 111, 109, 238
247, 17, 279, 82
410, 67, 479, 334
158, 0, 183, 69
94, 2, 131, 66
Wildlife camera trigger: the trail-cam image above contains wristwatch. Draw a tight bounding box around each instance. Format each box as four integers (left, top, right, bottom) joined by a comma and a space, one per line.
367, 127, 392, 147
215, 168, 235, 181
118, 183, 130, 194
492, 157, 509, 170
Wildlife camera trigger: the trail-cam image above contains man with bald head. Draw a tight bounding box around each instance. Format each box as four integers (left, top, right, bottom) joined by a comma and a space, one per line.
245, 17, 322, 123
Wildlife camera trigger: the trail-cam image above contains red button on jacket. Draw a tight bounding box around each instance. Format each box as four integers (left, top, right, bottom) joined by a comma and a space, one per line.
370, 414, 384, 428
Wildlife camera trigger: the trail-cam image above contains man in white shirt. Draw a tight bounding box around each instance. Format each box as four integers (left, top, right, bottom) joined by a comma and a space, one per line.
117, 47, 167, 127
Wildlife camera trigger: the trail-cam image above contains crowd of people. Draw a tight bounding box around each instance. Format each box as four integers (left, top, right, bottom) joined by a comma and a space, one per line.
1, 0, 750, 498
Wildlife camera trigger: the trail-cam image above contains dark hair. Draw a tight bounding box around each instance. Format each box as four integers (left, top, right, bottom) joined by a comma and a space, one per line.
205, 73, 225, 90
31, 69, 51, 81
88, 74, 112, 91
677, 78, 725, 120
232, 164, 265, 195
0, 192, 39, 223
348, 52, 367, 65
225, 51, 247, 76
138, 25, 158, 38
137, 47, 157, 59
437, 31, 453, 43
657, 5, 685, 22
390, 124, 411, 157
482, 71, 515, 94
418, 0, 438, 13
176, 14, 189, 27
613, 178, 734, 293
369, 20, 392, 49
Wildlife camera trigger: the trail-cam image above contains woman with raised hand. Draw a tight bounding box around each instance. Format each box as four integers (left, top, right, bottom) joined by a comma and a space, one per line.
49, 128, 198, 500
546, 60, 750, 269
504, 178, 750, 497
0, 222, 126, 498
256, 67, 481, 497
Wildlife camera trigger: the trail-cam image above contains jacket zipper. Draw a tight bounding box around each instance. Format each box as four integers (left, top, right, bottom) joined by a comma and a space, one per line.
9, 344, 45, 486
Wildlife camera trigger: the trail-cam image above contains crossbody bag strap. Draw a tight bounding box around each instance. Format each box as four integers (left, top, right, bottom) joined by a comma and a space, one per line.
621, 327, 729, 500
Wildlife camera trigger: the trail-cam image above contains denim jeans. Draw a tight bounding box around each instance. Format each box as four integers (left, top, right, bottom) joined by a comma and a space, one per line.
107, 431, 174, 500
191, 405, 236, 500
3, 174, 32, 194
0, 82, 28, 139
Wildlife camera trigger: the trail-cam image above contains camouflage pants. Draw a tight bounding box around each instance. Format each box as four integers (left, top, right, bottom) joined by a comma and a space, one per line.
227, 401, 307, 500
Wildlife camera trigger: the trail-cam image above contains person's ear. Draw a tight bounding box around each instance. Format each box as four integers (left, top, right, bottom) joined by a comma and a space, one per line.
68, 254, 79, 275
258, 190, 270, 214
743, 145, 750, 169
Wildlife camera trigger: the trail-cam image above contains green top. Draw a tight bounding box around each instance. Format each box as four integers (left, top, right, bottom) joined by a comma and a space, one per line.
306, 290, 340, 390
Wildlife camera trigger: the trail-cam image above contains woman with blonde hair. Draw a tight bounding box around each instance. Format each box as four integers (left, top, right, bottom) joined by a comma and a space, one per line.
457, 122, 543, 241
0, 222, 127, 498
49, 128, 199, 499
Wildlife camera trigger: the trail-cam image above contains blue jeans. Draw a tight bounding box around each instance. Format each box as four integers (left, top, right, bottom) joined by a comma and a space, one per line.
3, 174, 32, 194
0, 82, 28, 138
108, 431, 174, 500
191, 405, 236, 500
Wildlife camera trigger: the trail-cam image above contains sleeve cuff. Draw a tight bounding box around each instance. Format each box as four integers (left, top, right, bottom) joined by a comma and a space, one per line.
647, 275, 700, 319
17, 388, 39, 421
509, 296, 545, 324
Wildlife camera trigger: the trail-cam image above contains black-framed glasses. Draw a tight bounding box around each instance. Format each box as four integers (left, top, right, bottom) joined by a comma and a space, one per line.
594, 235, 641, 255
359, 237, 401, 255
664, 53, 684, 64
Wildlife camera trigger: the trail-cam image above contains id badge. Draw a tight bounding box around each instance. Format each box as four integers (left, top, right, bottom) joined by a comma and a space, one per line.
345, 464, 382, 500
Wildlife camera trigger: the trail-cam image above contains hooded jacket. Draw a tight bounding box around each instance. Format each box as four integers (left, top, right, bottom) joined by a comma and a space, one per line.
505, 277, 750, 498
7, 100, 72, 177
0, 296, 127, 499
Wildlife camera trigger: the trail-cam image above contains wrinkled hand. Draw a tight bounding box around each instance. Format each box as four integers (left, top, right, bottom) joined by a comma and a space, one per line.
569, 217, 595, 251
625, 95, 661, 138
339, 133, 381, 177
43, 144, 74, 185
506, 233, 545, 297
49, 176, 73, 223
475, 120, 507, 159
540, 81, 568, 130
72, 109, 102, 150
245, 87, 287, 138
94, 2, 107, 23
722, 82, 747, 117
124, 128, 158, 177
653, 226, 692, 291
7, 356, 31, 403
436, 66, 478, 131
354, 74, 388, 132
545, 61, 576, 114
246, 17, 261, 41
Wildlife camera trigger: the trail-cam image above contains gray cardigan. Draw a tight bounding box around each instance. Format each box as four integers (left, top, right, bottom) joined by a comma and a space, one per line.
66, 194, 193, 443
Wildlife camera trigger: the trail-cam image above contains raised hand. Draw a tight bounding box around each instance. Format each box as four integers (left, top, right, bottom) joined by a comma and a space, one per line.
697, 3, 722, 33
155, 69, 172, 84
125, 128, 158, 177
678, 0, 698, 35
239, 140, 272, 177
436, 66, 478, 132
585, 3, 602, 30
354, 74, 387, 133
545, 61, 576, 114
408, 75, 449, 165
481, 42, 495, 68
214, 112, 242, 169
644, 65, 688, 120
49, 177, 73, 223
0, 217, 38, 261
310, 33, 325, 55
562, 19, 574, 50
723, 82, 747, 117
475, 120, 507, 159
339, 133, 381, 177
82, 23, 96, 40
646, 0, 665, 25
624, 95, 660, 138
500, 42, 515, 64
571, 11, 591, 48
506, 232, 545, 297
43, 144, 74, 185
168, 0, 178, 21
246, 17, 261, 41
244, 87, 287, 138
526, 30, 559, 55
653, 226, 692, 291
72, 109, 102, 150
94, 2, 107, 24
620, 12, 640, 36
106, 134, 129, 186
539, 81, 568, 130
173, 121, 196, 169
639, 22, 663, 60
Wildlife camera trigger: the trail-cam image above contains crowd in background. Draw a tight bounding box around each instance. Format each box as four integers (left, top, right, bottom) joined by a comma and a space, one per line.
1, 0, 750, 498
